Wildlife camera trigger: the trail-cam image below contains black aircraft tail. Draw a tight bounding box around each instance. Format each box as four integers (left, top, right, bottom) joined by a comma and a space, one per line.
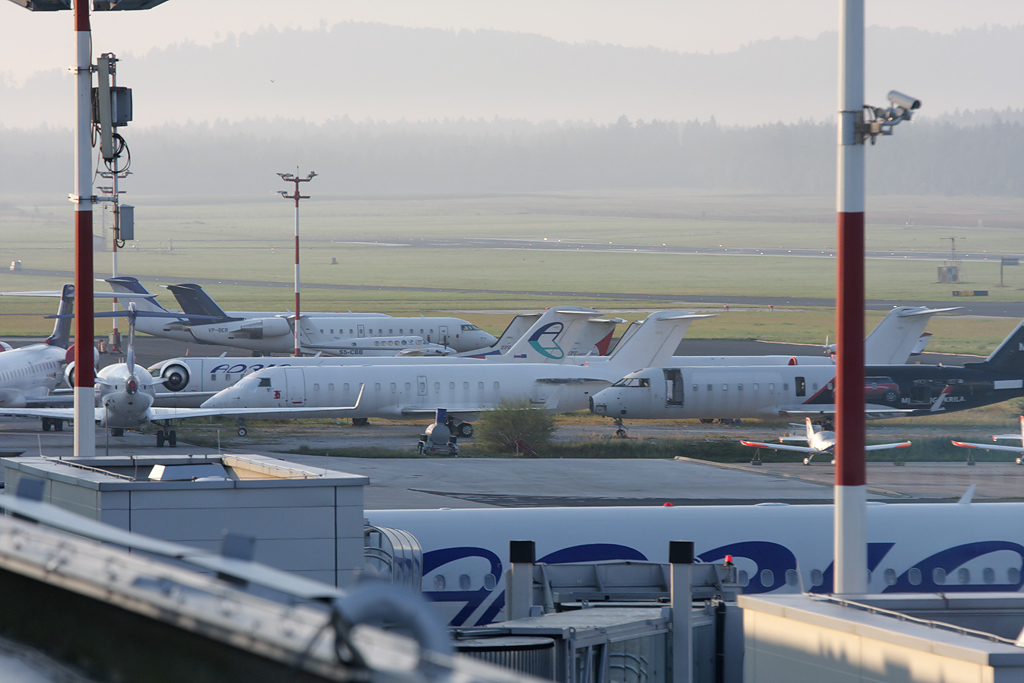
44, 284, 74, 349
964, 320, 1024, 375
165, 284, 236, 323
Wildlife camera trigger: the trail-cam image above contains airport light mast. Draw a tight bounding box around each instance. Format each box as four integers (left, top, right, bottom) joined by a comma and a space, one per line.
278, 169, 317, 357
835, 0, 919, 594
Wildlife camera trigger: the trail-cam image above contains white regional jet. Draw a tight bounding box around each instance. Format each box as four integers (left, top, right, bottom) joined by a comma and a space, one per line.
104, 277, 496, 355
740, 417, 911, 465
366, 498, 1024, 626
147, 306, 620, 410
952, 416, 1024, 465
0, 306, 365, 447
590, 316, 1024, 424
200, 311, 712, 434
0, 284, 75, 417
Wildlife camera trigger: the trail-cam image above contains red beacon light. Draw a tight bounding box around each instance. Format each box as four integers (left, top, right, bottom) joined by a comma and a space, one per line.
724, 555, 734, 566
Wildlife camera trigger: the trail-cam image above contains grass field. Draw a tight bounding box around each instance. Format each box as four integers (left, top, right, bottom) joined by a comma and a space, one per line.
3, 191, 1023, 353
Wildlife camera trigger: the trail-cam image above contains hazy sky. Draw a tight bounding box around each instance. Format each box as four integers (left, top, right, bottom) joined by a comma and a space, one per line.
2, 0, 1023, 86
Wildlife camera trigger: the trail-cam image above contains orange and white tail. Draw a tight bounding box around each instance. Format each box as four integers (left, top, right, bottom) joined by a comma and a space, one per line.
804, 417, 817, 441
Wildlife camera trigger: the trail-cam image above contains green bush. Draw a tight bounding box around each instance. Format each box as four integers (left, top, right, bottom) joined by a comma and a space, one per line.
475, 399, 557, 455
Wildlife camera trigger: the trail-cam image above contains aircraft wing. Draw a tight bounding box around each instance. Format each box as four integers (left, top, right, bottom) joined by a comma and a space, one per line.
0, 407, 78, 420
739, 440, 822, 454
147, 404, 363, 421
0, 406, 107, 423
779, 404, 912, 419
951, 440, 1024, 454
399, 407, 487, 418
865, 441, 912, 451
150, 384, 364, 421
535, 377, 611, 384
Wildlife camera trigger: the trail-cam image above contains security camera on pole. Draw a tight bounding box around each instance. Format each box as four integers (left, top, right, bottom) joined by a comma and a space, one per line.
278, 169, 317, 357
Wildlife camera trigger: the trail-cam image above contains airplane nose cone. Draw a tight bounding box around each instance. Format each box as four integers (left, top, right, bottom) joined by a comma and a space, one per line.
200, 393, 228, 409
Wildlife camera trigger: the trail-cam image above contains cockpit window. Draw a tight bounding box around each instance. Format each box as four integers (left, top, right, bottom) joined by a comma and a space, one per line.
258, 377, 272, 387
611, 377, 650, 388
461, 324, 481, 331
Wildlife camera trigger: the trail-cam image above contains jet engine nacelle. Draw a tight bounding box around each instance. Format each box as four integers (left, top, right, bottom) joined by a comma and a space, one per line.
232, 317, 292, 339
160, 362, 191, 392
62, 344, 102, 388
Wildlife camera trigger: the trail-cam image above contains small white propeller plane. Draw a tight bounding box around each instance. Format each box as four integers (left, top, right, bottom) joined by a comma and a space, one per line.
741, 417, 911, 465
952, 416, 1024, 465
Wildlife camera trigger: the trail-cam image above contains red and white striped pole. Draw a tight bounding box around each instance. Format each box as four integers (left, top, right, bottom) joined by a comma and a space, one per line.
278, 170, 316, 357
74, 0, 96, 458
835, 0, 867, 594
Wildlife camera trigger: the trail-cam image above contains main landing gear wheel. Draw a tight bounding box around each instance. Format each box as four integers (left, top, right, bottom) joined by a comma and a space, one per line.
42, 418, 52, 432
803, 457, 812, 466
111, 428, 124, 437
237, 426, 248, 437
168, 430, 177, 447
352, 417, 369, 427
156, 430, 166, 447
457, 422, 474, 438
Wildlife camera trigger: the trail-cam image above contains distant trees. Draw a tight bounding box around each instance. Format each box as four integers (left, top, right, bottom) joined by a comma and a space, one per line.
3, 113, 1024, 198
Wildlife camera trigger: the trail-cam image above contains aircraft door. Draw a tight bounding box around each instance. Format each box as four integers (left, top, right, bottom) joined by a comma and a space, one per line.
357, 325, 365, 338
439, 326, 449, 346
417, 375, 427, 397
664, 368, 684, 406
284, 368, 305, 405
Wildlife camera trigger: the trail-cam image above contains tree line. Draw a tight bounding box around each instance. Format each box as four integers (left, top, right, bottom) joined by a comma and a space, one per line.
1, 113, 1022, 198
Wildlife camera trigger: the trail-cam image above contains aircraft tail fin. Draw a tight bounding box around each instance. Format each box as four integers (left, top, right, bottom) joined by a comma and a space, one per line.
804, 417, 816, 441
480, 313, 542, 355
605, 311, 714, 370
165, 284, 233, 323
104, 277, 171, 314
567, 318, 624, 357
44, 284, 74, 349
863, 306, 957, 364
963, 319, 1024, 375
593, 327, 616, 356
498, 306, 596, 362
